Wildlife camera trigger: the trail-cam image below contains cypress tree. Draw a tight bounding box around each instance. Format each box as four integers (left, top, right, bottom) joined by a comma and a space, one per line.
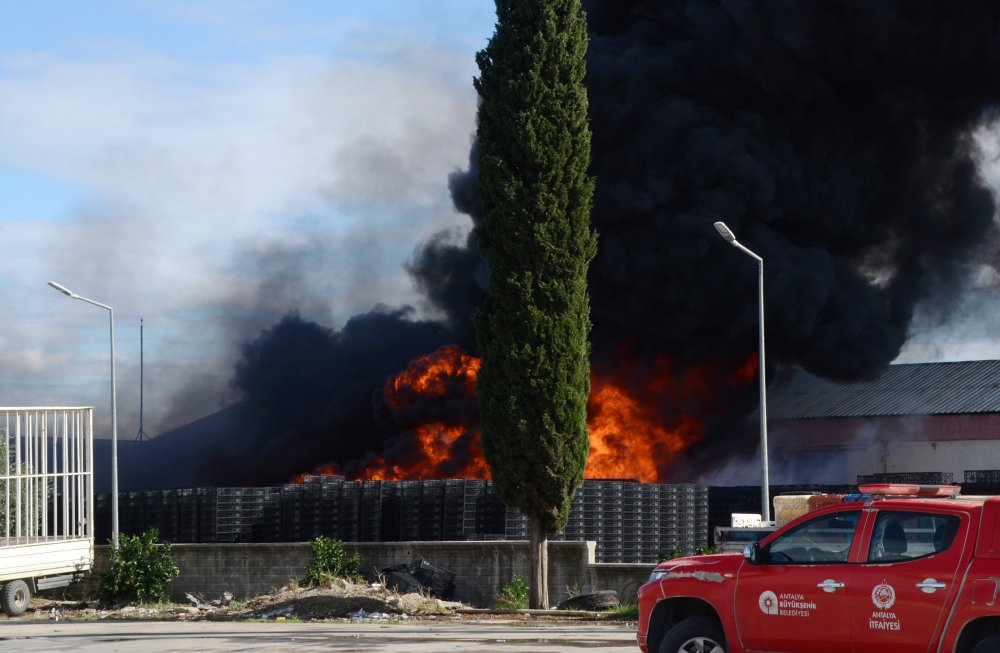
474, 0, 597, 609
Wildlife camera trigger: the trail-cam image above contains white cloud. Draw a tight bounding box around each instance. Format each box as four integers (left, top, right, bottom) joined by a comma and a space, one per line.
0, 25, 480, 436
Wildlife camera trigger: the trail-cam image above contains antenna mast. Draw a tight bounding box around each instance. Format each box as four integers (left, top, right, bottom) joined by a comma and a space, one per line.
135, 318, 150, 441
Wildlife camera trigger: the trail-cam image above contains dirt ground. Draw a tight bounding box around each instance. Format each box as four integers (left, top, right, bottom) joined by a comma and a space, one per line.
22, 582, 630, 626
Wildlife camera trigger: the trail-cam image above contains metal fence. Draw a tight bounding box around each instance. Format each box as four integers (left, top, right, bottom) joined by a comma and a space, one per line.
0, 407, 94, 545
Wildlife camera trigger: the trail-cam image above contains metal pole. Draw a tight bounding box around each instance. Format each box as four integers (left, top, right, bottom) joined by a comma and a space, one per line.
711, 223, 770, 522
109, 307, 118, 546
136, 318, 149, 441
47, 281, 119, 546
756, 257, 770, 522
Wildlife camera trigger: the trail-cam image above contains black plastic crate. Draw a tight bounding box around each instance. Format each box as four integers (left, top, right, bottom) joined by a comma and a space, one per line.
857, 472, 954, 485
965, 470, 1000, 484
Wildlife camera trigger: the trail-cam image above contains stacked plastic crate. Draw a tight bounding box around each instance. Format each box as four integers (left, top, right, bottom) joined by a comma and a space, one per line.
216, 487, 269, 543
338, 480, 362, 541
707, 486, 758, 537
143, 490, 179, 542
418, 480, 444, 540
315, 477, 344, 539
622, 481, 647, 562
462, 480, 486, 539
558, 484, 586, 543
175, 487, 209, 543
174, 488, 196, 543
581, 481, 605, 558
965, 470, 1000, 486
658, 484, 709, 557
480, 481, 507, 538
600, 481, 626, 562
253, 487, 283, 542
398, 480, 422, 541
360, 480, 385, 542
442, 479, 468, 540
279, 483, 305, 542
963, 471, 1000, 495
503, 487, 529, 540
638, 483, 662, 562
380, 482, 404, 541
119, 491, 146, 537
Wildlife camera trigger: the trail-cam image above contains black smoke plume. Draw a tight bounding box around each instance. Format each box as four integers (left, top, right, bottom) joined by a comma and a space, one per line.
217, 0, 1000, 484
577, 0, 999, 384
197, 309, 456, 486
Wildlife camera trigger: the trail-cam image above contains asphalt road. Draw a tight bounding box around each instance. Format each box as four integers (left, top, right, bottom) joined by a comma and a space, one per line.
0, 619, 638, 652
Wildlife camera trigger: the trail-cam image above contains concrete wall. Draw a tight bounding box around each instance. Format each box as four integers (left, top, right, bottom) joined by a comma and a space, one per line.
84, 541, 654, 608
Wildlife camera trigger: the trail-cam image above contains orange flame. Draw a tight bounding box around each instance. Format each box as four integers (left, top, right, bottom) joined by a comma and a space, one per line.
292, 345, 757, 484
360, 422, 489, 480
385, 345, 480, 409
584, 355, 713, 482
348, 345, 486, 481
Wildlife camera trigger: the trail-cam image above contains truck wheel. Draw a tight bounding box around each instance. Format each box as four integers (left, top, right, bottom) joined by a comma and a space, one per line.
972, 636, 1000, 653
658, 617, 727, 653
1, 580, 30, 617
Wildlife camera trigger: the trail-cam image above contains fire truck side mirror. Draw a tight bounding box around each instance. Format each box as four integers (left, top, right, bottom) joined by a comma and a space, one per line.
743, 542, 761, 564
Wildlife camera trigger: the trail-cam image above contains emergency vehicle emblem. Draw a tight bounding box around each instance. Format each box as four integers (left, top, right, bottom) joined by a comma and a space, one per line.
872, 581, 896, 610
759, 590, 778, 615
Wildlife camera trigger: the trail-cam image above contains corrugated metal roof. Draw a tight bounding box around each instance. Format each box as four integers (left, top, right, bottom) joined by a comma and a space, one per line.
768, 360, 1000, 419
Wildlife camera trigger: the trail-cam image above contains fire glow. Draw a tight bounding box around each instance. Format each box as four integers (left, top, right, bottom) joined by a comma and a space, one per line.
585, 354, 708, 482
295, 345, 758, 483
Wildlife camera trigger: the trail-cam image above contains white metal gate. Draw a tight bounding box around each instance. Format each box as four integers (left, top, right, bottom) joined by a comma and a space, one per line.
0, 408, 94, 544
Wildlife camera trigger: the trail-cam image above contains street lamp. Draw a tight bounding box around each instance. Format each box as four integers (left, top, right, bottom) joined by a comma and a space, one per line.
48, 281, 119, 545
713, 222, 771, 522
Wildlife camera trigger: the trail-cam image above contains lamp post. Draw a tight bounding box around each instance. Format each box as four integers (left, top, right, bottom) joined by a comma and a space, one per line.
713, 222, 770, 522
48, 281, 119, 545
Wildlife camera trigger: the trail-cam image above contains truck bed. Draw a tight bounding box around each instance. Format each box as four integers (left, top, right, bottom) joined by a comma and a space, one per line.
0, 537, 92, 582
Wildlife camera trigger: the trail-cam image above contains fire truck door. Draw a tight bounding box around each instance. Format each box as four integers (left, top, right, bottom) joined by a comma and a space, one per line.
734, 510, 860, 652
849, 509, 965, 653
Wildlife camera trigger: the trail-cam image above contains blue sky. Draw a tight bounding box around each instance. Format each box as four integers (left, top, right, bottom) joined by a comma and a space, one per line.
0, 0, 496, 436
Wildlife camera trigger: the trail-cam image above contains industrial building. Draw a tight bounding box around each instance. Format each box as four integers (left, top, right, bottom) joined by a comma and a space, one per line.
768, 359, 1000, 485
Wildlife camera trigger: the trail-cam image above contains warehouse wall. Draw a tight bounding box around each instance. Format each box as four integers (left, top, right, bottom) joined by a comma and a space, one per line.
83, 540, 654, 608
770, 413, 1000, 484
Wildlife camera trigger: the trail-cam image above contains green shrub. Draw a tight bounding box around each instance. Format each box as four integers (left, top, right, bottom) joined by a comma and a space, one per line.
495, 574, 529, 610
99, 529, 179, 605
657, 544, 684, 562
305, 536, 362, 586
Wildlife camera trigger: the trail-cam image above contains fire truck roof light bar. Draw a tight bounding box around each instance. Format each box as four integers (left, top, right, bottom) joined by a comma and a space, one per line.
858, 483, 962, 498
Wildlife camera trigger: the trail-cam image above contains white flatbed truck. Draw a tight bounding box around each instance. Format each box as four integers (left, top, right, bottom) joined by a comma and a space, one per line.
0, 408, 94, 616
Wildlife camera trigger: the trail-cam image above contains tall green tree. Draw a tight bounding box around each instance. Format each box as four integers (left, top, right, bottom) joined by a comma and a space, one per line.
474, 0, 597, 609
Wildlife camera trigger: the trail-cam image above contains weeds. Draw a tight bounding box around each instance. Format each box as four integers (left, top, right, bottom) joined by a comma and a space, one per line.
305, 536, 363, 586
600, 602, 639, 620
495, 574, 529, 610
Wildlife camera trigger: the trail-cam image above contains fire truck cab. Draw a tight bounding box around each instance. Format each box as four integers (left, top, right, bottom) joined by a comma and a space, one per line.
637, 484, 1000, 653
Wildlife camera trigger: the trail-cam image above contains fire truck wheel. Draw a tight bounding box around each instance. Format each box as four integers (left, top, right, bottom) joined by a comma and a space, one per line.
0, 580, 30, 617
658, 617, 727, 653
972, 635, 1000, 653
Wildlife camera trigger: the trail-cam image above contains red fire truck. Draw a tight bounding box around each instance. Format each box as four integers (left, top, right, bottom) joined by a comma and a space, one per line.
637, 484, 1000, 653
